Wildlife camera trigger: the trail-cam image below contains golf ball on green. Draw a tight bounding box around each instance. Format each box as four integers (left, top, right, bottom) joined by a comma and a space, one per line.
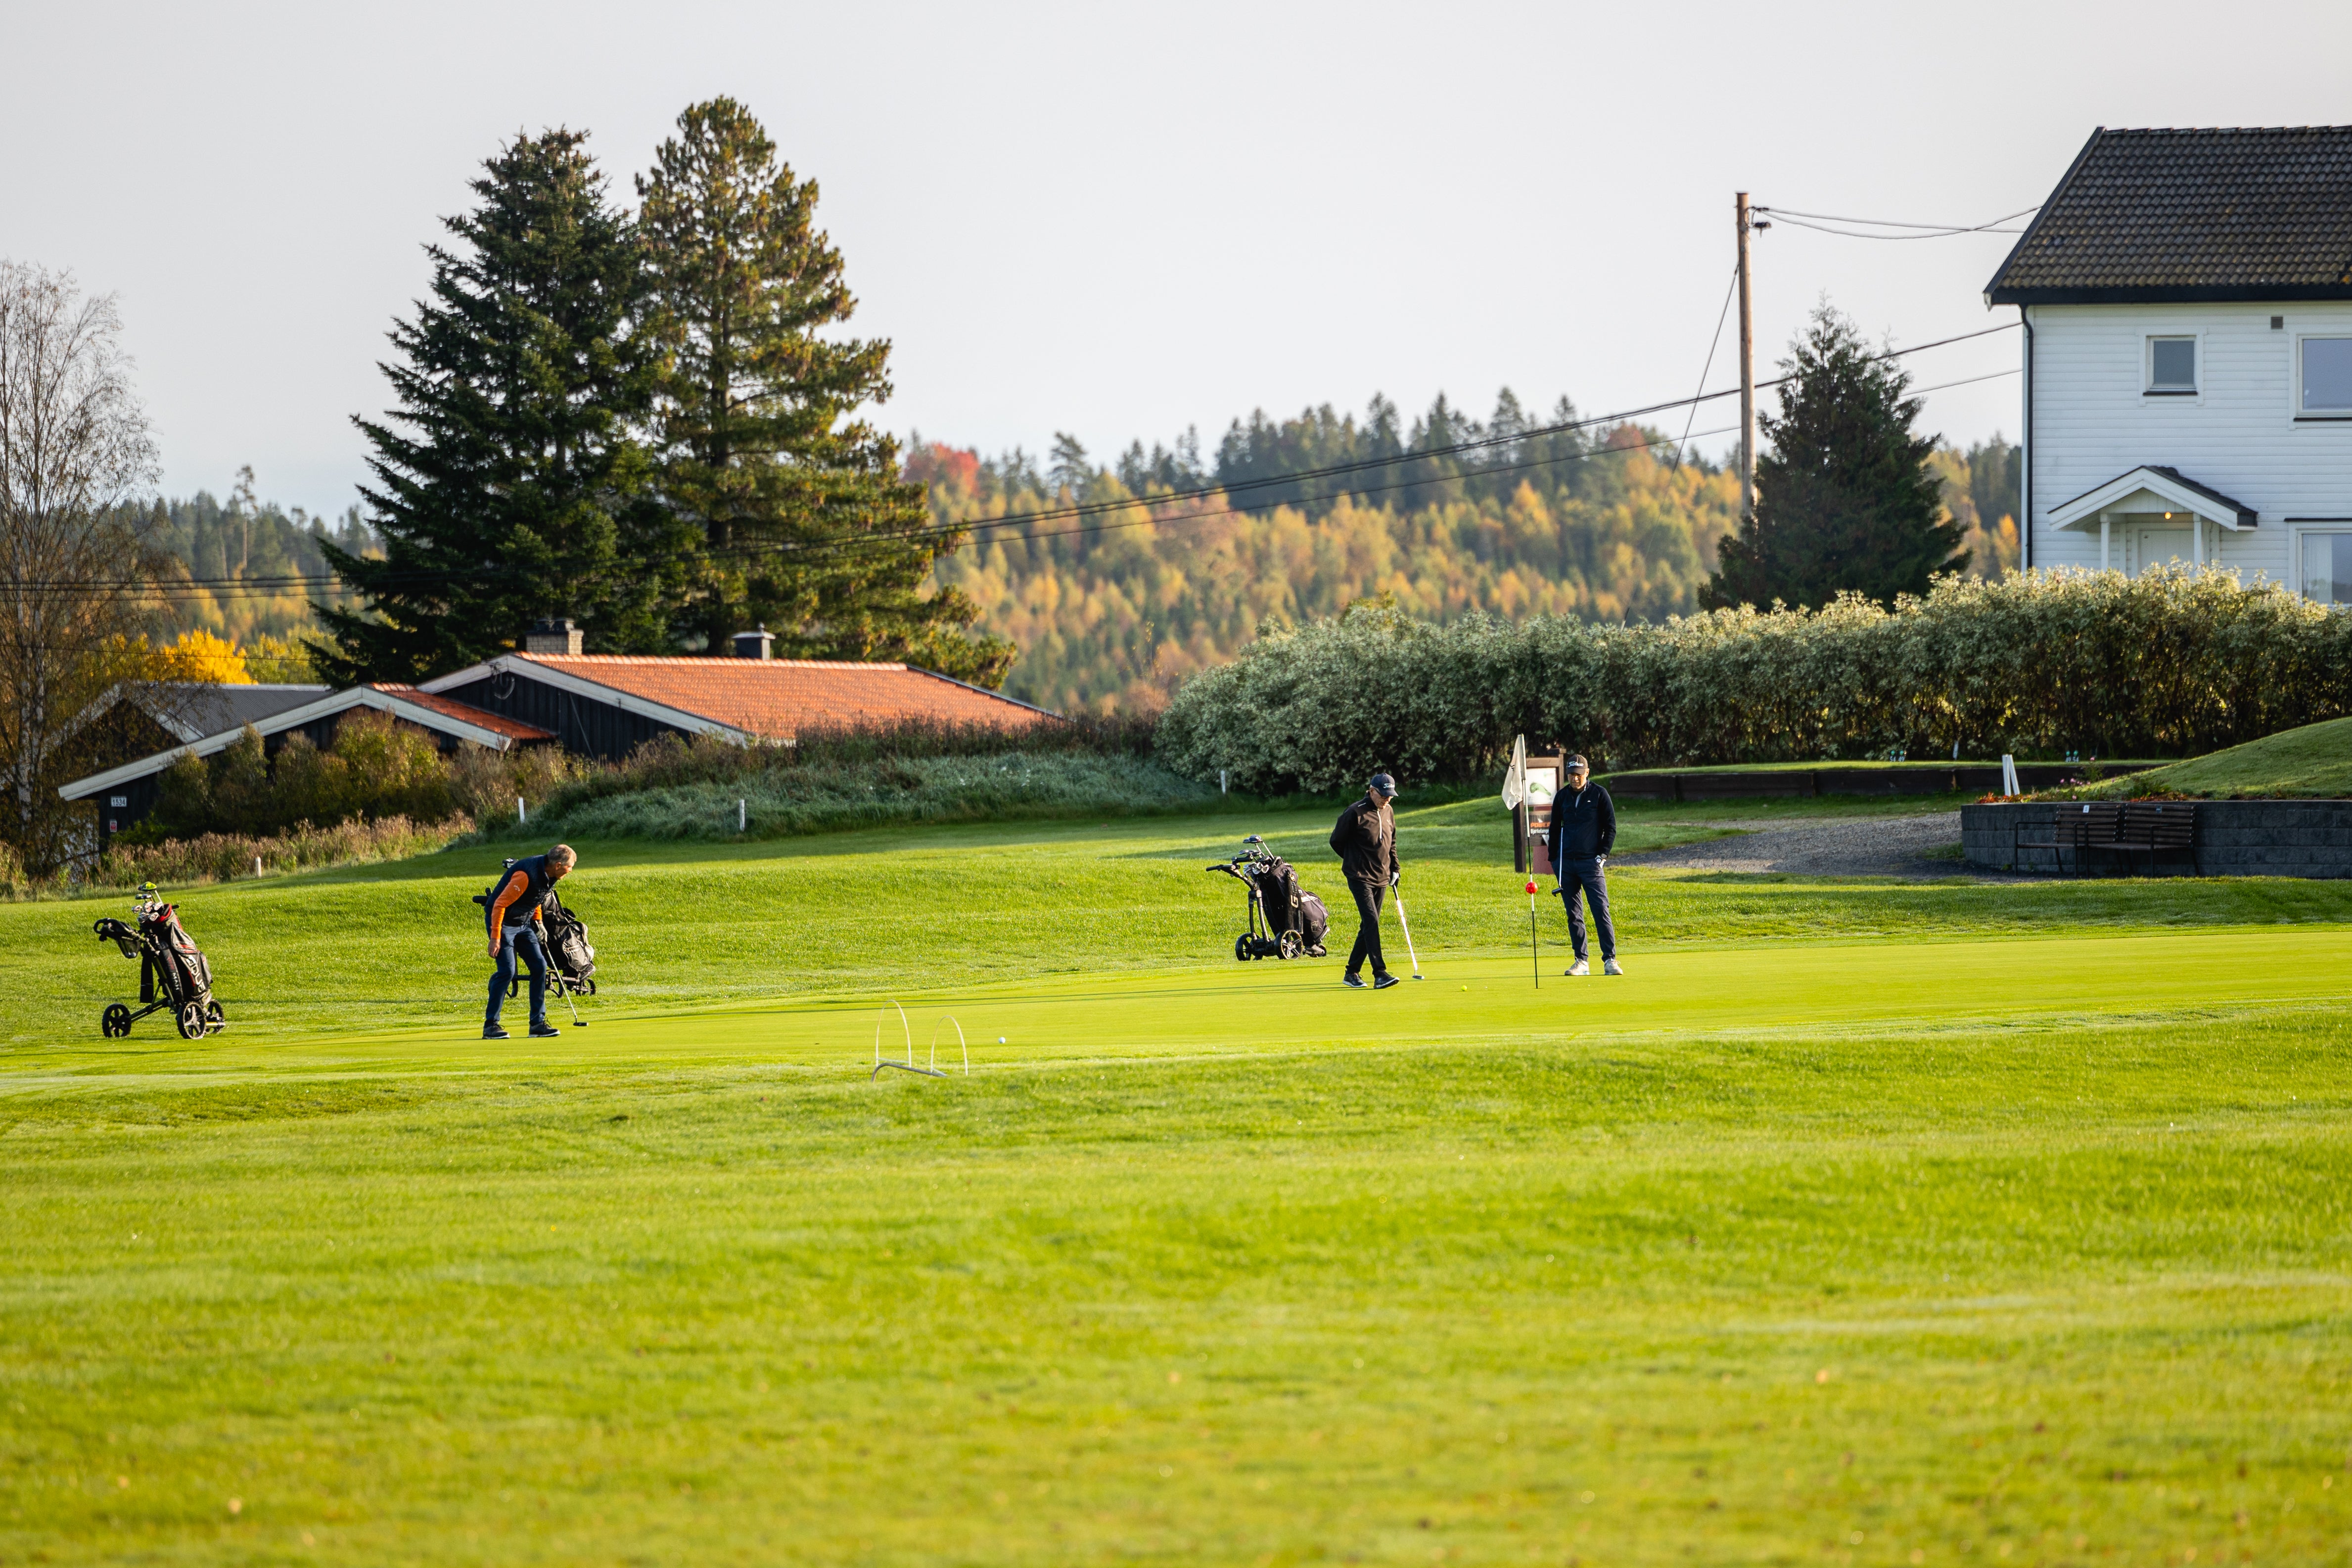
998, 1036, 1007, 1044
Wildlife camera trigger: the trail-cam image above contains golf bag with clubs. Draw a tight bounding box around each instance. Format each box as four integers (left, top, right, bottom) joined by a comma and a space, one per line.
1206, 835, 1330, 961
535, 884, 597, 998
92, 883, 225, 1039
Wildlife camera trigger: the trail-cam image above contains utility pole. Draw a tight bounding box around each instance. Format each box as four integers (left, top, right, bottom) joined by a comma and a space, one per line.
1735, 191, 1757, 524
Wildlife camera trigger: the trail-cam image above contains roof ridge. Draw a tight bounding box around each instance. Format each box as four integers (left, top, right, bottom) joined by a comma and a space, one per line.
518, 652, 912, 671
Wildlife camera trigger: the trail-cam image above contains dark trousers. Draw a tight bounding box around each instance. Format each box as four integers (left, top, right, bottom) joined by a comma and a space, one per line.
1345, 878, 1389, 978
1556, 857, 1615, 961
487, 924, 548, 1029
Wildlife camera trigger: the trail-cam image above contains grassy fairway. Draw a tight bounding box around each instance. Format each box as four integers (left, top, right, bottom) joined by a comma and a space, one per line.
5, 804, 2352, 1564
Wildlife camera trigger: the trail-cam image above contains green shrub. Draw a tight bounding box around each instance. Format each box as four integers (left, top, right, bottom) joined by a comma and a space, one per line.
128, 711, 463, 842
1156, 568, 2352, 791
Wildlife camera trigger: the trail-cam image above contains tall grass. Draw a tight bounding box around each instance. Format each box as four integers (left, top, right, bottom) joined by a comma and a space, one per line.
505, 747, 1211, 842
4, 815, 473, 900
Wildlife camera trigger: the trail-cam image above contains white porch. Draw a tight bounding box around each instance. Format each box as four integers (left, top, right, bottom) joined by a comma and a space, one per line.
2046, 465, 2259, 575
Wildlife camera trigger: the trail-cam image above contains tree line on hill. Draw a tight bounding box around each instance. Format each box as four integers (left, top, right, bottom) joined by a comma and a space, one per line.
116, 471, 376, 662
912, 317, 2023, 715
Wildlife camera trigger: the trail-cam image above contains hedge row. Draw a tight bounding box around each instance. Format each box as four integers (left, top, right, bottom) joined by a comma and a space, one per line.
1154, 567, 2352, 792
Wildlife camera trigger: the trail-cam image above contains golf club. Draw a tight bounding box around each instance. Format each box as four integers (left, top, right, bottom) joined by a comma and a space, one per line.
1391, 884, 1425, 978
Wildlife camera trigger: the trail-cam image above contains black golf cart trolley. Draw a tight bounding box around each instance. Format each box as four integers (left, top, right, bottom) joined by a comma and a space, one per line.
1206, 835, 1330, 962
92, 883, 225, 1040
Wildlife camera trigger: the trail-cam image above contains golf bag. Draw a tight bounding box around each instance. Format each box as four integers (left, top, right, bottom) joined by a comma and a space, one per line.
1206, 836, 1330, 961
535, 884, 597, 997
92, 884, 225, 1039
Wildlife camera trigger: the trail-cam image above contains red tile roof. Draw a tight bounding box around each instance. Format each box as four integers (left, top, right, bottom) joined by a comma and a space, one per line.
369, 685, 559, 742
509, 656, 1057, 741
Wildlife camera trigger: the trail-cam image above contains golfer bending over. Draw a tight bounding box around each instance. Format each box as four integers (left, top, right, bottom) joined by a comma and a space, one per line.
482, 843, 575, 1039
1545, 755, 1622, 976
1331, 772, 1402, 990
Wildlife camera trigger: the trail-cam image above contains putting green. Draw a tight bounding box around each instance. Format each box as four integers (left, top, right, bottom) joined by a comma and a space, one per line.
18, 923, 2346, 1085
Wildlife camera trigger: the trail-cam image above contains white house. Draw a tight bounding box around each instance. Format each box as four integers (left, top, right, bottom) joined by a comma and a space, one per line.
1987, 126, 2352, 602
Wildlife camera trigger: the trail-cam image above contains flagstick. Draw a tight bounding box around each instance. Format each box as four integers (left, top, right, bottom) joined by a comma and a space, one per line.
1525, 877, 1539, 988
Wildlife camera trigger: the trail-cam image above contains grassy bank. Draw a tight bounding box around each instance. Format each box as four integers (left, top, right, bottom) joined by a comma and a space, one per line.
2071, 715, 2352, 800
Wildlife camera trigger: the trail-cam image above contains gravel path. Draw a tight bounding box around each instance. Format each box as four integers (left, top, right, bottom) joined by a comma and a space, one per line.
1619, 811, 1967, 878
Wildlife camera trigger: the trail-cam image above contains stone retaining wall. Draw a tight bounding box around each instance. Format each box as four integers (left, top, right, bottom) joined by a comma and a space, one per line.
1962, 800, 2352, 878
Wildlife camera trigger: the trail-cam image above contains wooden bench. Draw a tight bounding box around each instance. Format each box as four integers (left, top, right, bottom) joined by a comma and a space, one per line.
2040, 800, 2197, 875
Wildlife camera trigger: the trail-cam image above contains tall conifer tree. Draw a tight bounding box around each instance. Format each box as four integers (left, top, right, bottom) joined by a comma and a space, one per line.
636, 97, 1011, 685
1705, 304, 1964, 611
314, 129, 689, 683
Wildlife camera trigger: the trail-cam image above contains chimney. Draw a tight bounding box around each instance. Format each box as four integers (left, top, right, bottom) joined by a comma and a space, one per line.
526, 618, 584, 656
732, 625, 774, 660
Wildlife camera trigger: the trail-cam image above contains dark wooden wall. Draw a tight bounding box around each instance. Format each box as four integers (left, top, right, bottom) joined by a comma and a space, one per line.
436, 672, 687, 761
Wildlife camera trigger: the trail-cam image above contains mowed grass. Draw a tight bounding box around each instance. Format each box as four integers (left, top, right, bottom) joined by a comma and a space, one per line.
8, 799, 2348, 1045
5, 803, 2352, 1565
2079, 716, 2352, 800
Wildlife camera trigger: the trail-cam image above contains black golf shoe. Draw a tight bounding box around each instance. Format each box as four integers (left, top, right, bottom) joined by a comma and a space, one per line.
1373, 973, 1402, 990
483, 1025, 510, 1040
1342, 973, 1368, 989
529, 1024, 561, 1038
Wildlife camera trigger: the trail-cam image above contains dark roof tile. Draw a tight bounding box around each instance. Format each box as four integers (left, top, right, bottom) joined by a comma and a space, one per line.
1987, 127, 2352, 304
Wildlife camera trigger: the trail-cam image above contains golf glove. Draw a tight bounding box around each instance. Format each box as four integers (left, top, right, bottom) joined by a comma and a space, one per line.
1389, 871, 1399, 887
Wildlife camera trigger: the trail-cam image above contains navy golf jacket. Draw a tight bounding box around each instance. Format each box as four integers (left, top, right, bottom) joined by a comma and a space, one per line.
1545, 781, 1616, 863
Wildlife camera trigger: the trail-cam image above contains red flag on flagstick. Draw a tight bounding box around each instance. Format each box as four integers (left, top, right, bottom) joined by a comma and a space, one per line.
1524, 879, 1539, 987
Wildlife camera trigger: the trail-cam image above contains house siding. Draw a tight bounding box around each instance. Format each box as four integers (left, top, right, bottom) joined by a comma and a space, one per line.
2026, 302, 2352, 587
435, 673, 688, 761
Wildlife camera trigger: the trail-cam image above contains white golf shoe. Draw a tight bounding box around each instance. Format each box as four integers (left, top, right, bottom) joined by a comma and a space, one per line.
1603, 958, 1625, 975
1566, 959, 1590, 976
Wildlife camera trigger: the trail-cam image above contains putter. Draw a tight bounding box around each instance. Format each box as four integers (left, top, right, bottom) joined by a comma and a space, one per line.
1391, 885, 1425, 978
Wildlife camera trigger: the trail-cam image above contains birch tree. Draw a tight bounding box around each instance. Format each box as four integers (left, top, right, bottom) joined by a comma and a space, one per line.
0, 262, 162, 875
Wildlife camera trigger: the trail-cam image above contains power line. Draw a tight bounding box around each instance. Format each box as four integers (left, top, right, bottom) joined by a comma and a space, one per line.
1672, 264, 1741, 469
1753, 203, 2038, 240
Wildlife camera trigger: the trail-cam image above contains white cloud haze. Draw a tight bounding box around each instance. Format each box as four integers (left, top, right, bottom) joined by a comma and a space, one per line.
3, 0, 2347, 515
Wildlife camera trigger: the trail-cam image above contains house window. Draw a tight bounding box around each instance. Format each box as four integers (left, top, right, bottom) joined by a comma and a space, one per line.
2300, 336, 2352, 416
2302, 532, 2352, 604
2146, 336, 2197, 394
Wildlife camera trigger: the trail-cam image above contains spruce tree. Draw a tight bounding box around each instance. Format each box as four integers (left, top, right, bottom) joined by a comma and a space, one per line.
1705, 304, 1964, 610
313, 129, 689, 683
637, 97, 1011, 685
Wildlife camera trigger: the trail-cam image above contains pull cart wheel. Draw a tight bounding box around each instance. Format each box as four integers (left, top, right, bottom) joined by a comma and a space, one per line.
207, 1001, 225, 1029
1278, 930, 1303, 960
1234, 933, 1253, 963
580, 978, 596, 997
176, 1001, 208, 1040
101, 1004, 132, 1038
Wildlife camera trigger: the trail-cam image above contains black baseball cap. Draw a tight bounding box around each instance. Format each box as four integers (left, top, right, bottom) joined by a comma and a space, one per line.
1369, 773, 1398, 797
1565, 754, 1589, 771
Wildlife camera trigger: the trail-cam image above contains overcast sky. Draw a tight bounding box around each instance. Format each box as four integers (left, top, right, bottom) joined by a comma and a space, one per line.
4, 0, 2348, 516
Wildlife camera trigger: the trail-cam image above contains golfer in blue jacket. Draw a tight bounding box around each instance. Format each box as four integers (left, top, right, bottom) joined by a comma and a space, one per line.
1543, 755, 1622, 976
